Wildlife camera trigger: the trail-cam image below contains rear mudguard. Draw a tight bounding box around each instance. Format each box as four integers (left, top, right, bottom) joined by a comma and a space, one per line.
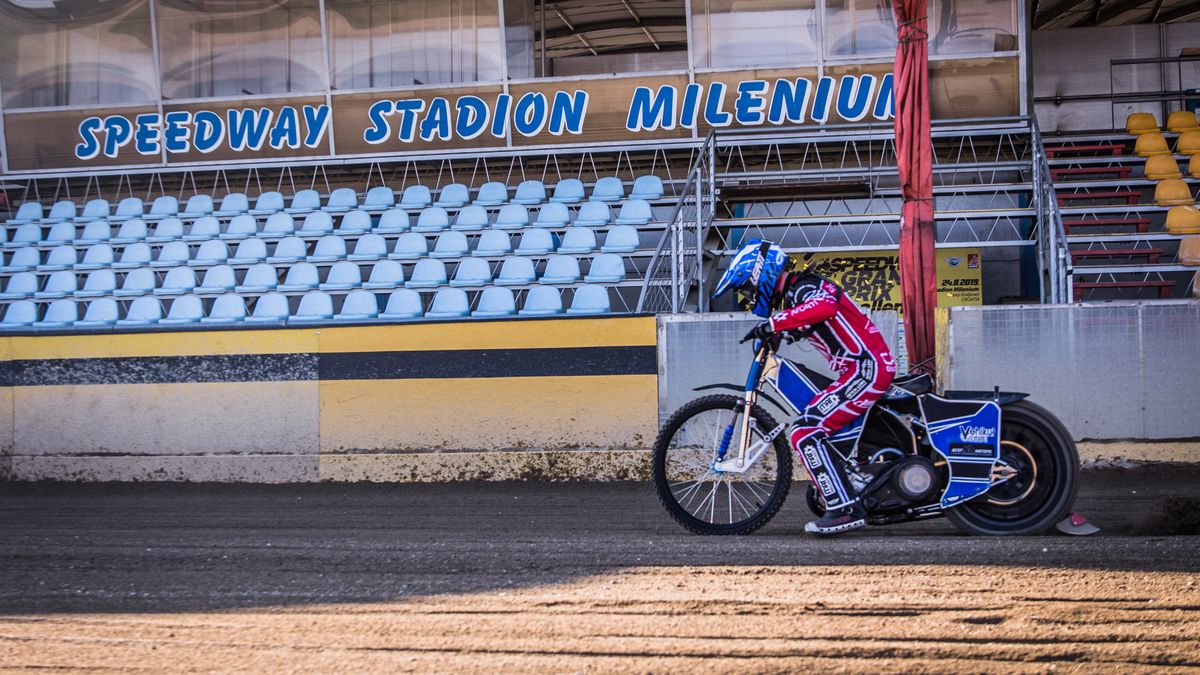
942, 390, 1030, 406
692, 383, 789, 414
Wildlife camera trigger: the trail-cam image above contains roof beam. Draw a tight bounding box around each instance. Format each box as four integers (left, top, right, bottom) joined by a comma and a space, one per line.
543, 16, 685, 42
1034, 0, 1093, 29
1155, 4, 1200, 22
1095, 0, 1155, 24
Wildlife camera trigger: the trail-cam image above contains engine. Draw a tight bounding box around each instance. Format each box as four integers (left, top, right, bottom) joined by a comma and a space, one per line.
859, 455, 941, 513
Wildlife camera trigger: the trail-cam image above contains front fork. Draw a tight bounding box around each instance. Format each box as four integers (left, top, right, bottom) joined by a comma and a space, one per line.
713, 347, 786, 474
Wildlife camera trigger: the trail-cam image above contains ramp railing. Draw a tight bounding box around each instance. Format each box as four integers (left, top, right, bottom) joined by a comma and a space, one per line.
1030, 117, 1074, 304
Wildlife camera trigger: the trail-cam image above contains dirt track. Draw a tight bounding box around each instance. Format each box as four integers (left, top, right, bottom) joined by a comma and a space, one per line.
1, 466, 1198, 673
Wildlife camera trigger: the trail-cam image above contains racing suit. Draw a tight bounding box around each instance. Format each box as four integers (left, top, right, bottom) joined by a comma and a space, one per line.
768, 273, 897, 510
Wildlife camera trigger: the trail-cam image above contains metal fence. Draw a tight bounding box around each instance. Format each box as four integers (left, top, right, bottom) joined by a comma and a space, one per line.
1030, 117, 1074, 304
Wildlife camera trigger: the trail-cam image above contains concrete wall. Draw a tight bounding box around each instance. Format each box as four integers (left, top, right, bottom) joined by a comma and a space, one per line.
0, 316, 658, 482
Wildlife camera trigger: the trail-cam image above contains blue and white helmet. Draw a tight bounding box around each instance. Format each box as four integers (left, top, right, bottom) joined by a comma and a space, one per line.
711, 240, 790, 318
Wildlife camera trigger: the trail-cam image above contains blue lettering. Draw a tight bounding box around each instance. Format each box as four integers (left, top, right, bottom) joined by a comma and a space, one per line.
491, 94, 511, 138
873, 73, 895, 120
162, 111, 191, 153
102, 116, 133, 158
456, 96, 489, 140
269, 106, 301, 149
394, 99, 425, 142
302, 104, 330, 147
811, 76, 835, 124
75, 117, 103, 160
192, 111, 224, 153
420, 97, 452, 142
227, 108, 274, 151
703, 83, 732, 127
514, 92, 547, 136
626, 85, 676, 132
836, 75, 876, 122
363, 100, 394, 145
680, 83, 702, 129
768, 78, 810, 124
734, 80, 769, 125
134, 114, 162, 155
547, 90, 588, 135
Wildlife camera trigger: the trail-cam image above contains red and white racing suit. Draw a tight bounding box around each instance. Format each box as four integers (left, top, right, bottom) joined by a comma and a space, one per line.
768, 273, 897, 509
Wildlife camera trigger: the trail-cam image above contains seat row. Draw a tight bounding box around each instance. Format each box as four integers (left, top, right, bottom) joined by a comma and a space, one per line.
1, 201, 655, 247
4, 176, 667, 226
0, 228, 640, 274
1, 285, 613, 330
0, 254, 630, 301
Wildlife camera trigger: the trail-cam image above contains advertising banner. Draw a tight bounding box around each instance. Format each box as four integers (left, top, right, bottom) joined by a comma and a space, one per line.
801, 248, 983, 312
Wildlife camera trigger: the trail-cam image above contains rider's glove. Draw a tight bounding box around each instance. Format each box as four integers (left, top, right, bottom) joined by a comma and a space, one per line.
741, 320, 775, 344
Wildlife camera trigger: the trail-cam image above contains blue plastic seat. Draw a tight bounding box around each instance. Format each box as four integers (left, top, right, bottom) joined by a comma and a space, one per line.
566, 284, 614, 314
147, 217, 184, 243
426, 288, 469, 319
363, 260, 405, 289
413, 207, 449, 233
213, 193, 249, 217
76, 267, 117, 296
154, 266, 198, 296
38, 246, 74, 272
515, 228, 555, 255
221, 214, 258, 240
590, 177, 624, 202
289, 291, 335, 323
3, 247, 41, 272
262, 212, 296, 238
473, 287, 516, 317
44, 200, 77, 223
405, 259, 447, 288
431, 231, 470, 258
8, 223, 42, 248
117, 296, 164, 326
0, 272, 38, 300
376, 208, 410, 234
278, 262, 320, 292
183, 216, 220, 242
299, 211, 334, 236
435, 183, 469, 208
380, 289, 424, 320
199, 293, 246, 324
159, 295, 204, 325
286, 189, 321, 214
75, 220, 112, 245
549, 179, 584, 204
338, 209, 372, 234
43, 221, 78, 246
399, 185, 432, 209
453, 205, 489, 231
541, 255, 582, 284
236, 263, 280, 293
249, 191, 284, 216
574, 201, 612, 227
557, 227, 597, 254
389, 232, 428, 260
0, 300, 38, 329
615, 199, 653, 226
111, 197, 145, 222
324, 187, 358, 213
8, 203, 43, 224
245, 292, 289, 324
348, 233, 388, 261
473, 230, 512, 257
145, 196, 178, 221
513, 180, 546, 205
519, 286, 563, 316
36, 298, 78, 329
449, 258, 493, 287
76, 298, 119, 327
267, 236, 307, 263
112, 218, 148, 244
229, 238, 268, 265
320, 260, 363, 291
188, 239, 229, 266
115, 268, 156, 297
334, 289, 380, 321
364, 186, 395, 211
601, 225, 639, 253
114, 242, 152, 269
180, 194, 214, 218
75, 199, 110, 223
474, 181, 509, 206
534, 202, 569, 228
76, 244, 115, 271
630, 175, 664, 200
307, 235, 346, 262
197, 265, 237, 294
494, 204, 530, 230
495, 257, 537, 286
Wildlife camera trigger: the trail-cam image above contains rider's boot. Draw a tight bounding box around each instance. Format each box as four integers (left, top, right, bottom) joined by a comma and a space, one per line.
793, 428, 867, 535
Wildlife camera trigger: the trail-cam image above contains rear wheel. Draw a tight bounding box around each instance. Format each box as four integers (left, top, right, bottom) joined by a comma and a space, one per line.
945, 400, 1079, 536
652, 395, 792, 535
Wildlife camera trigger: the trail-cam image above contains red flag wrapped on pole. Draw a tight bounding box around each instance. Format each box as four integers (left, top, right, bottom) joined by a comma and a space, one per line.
893, 0, 937, 375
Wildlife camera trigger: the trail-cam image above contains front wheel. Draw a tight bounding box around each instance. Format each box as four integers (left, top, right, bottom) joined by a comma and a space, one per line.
945, 400, 1080, 536
652, 394, 792, 535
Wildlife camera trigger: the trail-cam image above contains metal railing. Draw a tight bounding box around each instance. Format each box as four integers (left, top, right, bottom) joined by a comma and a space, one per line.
635, 130, 716, 313
1030, 117, 1073, 303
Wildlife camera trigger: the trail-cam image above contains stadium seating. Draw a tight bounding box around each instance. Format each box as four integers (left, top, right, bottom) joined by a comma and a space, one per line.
112, 197, 144, 221
400, 185, 432, 209
364, 186, 395, 211
615, 199, 652, 225
1177, 130, 1200, 155
496, 204, 531, 229
533, 202, 568, 227
197, 266, 237, 293
160, 296, 204, 325
541, 255, 582, 284
450, 258, 493, 286
452, 205, 488, 231
77, 269, 116, 297
115, 243, 152, 269
584, 254, 626, 282
338, 210, 372, 234
414, 207, 450, 233
279, 263, 320, 292
473, 287, 516, 317
406, 259, 448, 288
513, 180, 546, 205
324, 188, 357, 213
44, 222, 76, 246
474, 182, 509, 206
77, 244, 114, 270
307, 235, 346, 262
286, 189, 321, 214
431, 231, 470, 258
630, 175, 665, 200
145, 196, 179, 221
180, 195, 214, 219
349, 233, 388, 261
426, 288, 470, 319
229, 238, 268, 265
155, 267, 197, 295
44, 200, 77, 222
237, 264, 280, 293
474, 230, 512, 256
117, 297, 163, 326
1154, 178, 1194, 205
7, 203, 43, 224
590, 177, 625, 202
515, 229, 555, 255
1180, 236, 1200, 265
1165, 205, 1200, 234
1191, 155, 1200, 179
519, 287, 563, 316
363, 260, 405, 289
549, 179, 584, 203
390, 232, 429, 259
1135, 132, 1171, 157
435, 183, 469, 208
148, 218, 185, 243
1125, 112, 1159, 135
300, 212, 335, 235
557, 227, 597, 254
214, 193, 249, 218
495, 257, 537, 285
184, 216, 221, 241
77, 199, 110, 223
335, 290, 380, 321
320, 261, 363, 291
40, 248, 77, 273
223, 215, 259, 240
190, 239, 229, 265
263, 213, 296, 238
3, 247, 39, 272
290, 291, 335, 323
0, 300, 37, 328
116, 268, 156, 296
377, 208, 411, 234
567, 285, 611, 315
267, 237, 307, 263
0, 273, 36, 300
575, 201, 612, 227
112, 218, 148, 244
200, 294, 247, 324
36, 298, 78, 329
1168, 111, 1199, 133
380, 289, 424, 320
601, 225, 639, 253
76, 298, 119, 327
246, 293, 289, 324
250, 192, 284, 216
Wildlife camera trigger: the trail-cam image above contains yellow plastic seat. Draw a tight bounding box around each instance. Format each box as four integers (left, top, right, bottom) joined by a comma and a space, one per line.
1145, 154, 1182, 180
1176, 129, 1200, 155
1190, 154, 1200, 178
1154, 178, 1193, 205
1192, 272, 1200, 298
1165, 204, 1200, 234
1135, 132, 1171, 157
1168, 110, 1200, 133
1180, 236, 1200, 266
1126, 112, 1159, 135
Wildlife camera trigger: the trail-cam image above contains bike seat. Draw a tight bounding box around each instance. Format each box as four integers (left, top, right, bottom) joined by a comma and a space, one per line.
883, 372, 933, 399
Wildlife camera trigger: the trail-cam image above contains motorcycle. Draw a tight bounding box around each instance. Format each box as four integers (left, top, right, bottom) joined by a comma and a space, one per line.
651, 333, 1080, 536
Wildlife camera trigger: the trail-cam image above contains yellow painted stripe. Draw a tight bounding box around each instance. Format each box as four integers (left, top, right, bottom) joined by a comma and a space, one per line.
8, 328, 319, 360
316, 316, 656, 353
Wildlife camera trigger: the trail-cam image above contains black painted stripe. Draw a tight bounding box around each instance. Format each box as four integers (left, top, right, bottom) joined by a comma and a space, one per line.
0, 346, 656, 386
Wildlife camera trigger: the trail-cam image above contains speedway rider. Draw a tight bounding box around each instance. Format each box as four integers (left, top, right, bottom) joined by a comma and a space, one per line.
712, 240, 897, 535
